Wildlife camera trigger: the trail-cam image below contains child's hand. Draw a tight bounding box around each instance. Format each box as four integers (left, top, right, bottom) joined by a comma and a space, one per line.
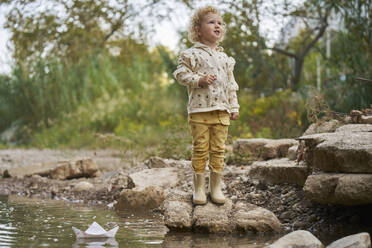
230, 112, 239, 120
198, 74, 216, 87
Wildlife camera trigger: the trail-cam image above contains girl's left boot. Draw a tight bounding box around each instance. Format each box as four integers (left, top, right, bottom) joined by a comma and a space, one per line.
209, 171, 226, 204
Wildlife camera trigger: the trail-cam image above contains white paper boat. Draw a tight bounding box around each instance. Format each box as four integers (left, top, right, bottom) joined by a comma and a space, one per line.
72, 222, 119, 238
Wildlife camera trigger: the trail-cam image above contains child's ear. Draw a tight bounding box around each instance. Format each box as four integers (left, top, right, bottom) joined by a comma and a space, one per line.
195, 26, 201, 37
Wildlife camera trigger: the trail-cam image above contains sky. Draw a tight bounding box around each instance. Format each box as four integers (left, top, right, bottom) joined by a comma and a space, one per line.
0, 9, 12, 74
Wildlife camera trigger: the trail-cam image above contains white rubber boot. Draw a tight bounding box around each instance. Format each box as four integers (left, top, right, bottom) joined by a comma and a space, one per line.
193, 173, 207, 205
209, 171, 226, 204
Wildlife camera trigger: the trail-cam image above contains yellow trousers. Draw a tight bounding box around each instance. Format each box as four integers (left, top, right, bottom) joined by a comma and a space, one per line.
189, 110, 230, 173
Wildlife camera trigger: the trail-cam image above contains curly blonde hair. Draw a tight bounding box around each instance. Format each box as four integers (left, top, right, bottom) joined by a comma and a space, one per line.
188, 6, 225, 44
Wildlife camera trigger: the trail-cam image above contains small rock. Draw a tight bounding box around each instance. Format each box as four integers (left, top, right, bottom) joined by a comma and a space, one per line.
326, 232, 371, 248
233, 202, 283, 233
73, 181, 94, 191
287, 145, 298, 160
280, 211, 292, 220
303, 120, 340, 135
268, 230, 324, 248
145, 156, 169, 168
3, 169, 11, 178
115, 186, 166, 210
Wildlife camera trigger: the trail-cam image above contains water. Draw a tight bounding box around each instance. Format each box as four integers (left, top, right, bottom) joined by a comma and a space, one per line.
0, 195, 278, 247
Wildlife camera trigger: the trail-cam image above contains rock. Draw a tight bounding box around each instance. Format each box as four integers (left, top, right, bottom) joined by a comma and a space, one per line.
115, 168, 181, 210
233, 138, 298, 160
5, 158, 99, 179
161, 191, 282, 234
73, 181, 94, 191
280, 211, 292, 220
106, 169, 134, 190
145, 156, 169, 168
115, 186, 166, 210
3, 169, 11, 178
233, 201, 282, 233
47, 159, 99, 179
162, 191, 193, 230
129, 168, 180, 191
304, 173, 372, 205
268, 230, 324, 248
361, 115, 372, 124
287, 145, 298, 160
303, 120, 340, 135
249, 158, 309, 185
299, 128, 372, 173
193, 199, 233, 233
335, 124, 372, 133
326, 232, 371, 248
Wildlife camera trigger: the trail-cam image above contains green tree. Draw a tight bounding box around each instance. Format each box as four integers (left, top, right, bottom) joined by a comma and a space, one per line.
0, 0, 160, 69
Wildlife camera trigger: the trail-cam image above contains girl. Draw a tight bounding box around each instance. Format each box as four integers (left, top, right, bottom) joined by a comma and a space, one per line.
173, 6, 239, 205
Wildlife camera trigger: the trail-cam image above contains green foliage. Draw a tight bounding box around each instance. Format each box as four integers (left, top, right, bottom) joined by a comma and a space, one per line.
322, 30, 372, 112
230, 90, 307, 140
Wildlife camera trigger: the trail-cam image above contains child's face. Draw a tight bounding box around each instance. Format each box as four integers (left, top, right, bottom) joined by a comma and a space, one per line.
197, 13, 223, 47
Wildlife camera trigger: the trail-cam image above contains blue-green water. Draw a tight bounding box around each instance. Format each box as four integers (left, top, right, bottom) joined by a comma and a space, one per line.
0, 195, 278, 247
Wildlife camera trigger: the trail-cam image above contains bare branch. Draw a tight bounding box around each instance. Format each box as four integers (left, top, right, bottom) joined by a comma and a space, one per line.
300, 12, 328, 57
270, 47, 298, 59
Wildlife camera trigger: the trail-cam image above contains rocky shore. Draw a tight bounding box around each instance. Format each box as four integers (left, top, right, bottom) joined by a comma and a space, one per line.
1, 123, 372, 246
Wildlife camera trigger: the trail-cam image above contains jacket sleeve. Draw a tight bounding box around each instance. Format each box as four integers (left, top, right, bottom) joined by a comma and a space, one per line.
173, 50, 201, 89
227, 57, 240, 113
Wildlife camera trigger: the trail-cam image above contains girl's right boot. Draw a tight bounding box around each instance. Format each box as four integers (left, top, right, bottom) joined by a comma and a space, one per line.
193, 173, 207, 205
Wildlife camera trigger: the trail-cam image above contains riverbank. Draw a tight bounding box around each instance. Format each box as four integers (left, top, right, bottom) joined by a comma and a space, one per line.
1, 148, 371, 243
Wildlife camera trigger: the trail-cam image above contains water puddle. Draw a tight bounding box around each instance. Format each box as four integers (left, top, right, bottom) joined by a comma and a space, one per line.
0, 195, 280, 247
0, 195, 166, 247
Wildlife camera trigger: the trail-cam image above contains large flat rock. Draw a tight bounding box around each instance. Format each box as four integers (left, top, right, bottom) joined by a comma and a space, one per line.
0, 149, 126, 172
129, 168, 180, 191
249, 158, 309, 185
193, 199, 233, 233
335, 124, 372, 133
161, 191, 282, 233
304, 173, 372, 205
233, 138, 298, 160
299, 125, 372, 173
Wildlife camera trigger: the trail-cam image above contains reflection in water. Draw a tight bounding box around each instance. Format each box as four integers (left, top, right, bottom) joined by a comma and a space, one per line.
163, 232, 278, 248
73, 237, 118, 248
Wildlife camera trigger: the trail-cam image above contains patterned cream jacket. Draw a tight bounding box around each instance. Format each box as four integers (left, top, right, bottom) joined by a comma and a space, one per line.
173, 42, 239, 114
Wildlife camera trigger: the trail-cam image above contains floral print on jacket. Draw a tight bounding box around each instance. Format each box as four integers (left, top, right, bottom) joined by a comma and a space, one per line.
173, 42, 239, 114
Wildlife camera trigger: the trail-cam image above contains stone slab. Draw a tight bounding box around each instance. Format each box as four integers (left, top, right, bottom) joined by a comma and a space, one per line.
249, 158, 309, 185
233, 138, 298, 160
304, 173, 372, 205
